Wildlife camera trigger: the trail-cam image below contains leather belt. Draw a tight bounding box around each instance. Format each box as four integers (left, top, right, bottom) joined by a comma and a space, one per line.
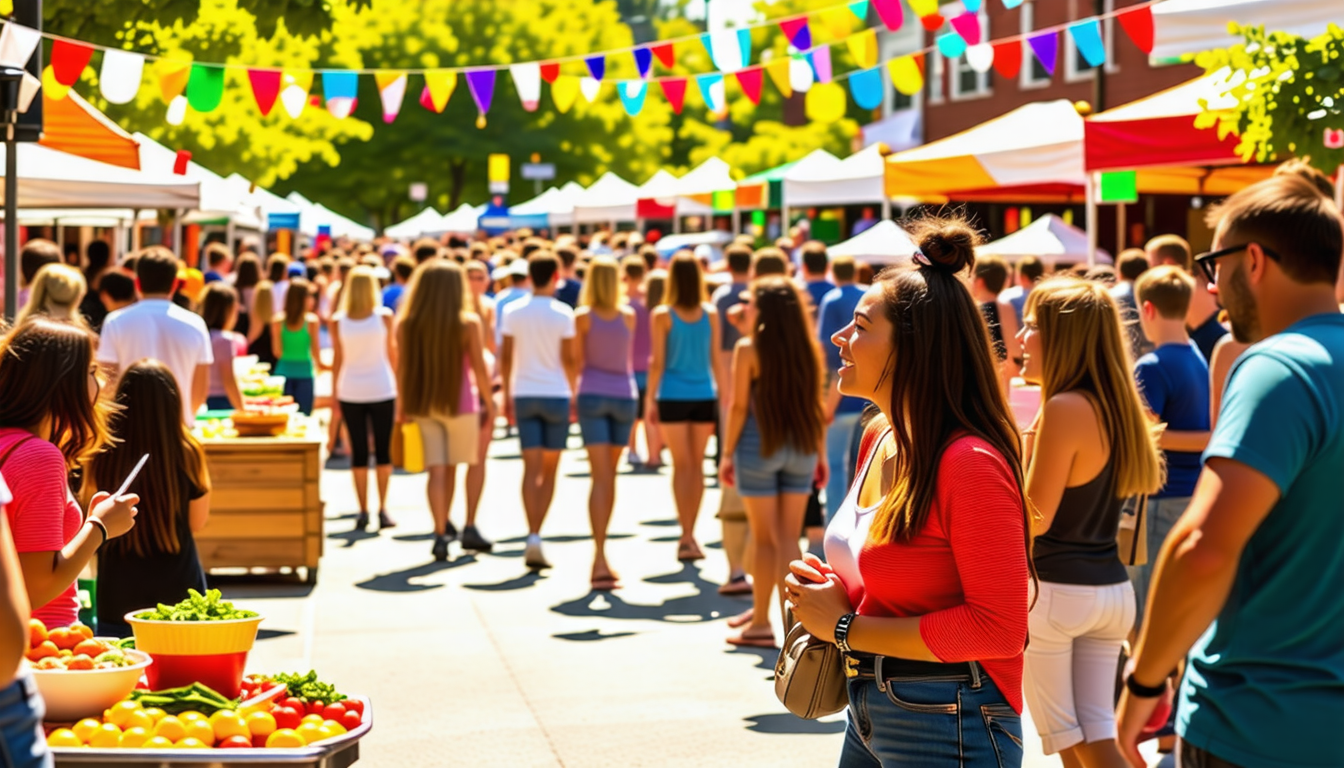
843, 653, 983, 687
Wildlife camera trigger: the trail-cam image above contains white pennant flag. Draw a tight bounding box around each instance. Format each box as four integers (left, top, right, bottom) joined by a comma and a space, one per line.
789, 55, 814, 94
510, 63, 541, 112
165, 94, 188, 126
377, 73, 407, 123
0, 23, 40, 68
580, 76, 602, 104
99, 50, 144, 104
708, 29, 745, 72
966, 44, 995, 74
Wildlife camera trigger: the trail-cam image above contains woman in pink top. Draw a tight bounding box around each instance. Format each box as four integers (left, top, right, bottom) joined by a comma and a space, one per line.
0, 319, 138, 629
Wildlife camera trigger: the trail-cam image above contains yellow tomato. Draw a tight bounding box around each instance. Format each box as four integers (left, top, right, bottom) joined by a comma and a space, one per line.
300, 714, 325, 727
175, 737, 210, 749
321, 719, 347, 737
210, 713, 249, 742
142, 736, 175, 749
183, 719, 215, 746
266, 728, 307, 748
118, 727, 150, 749
153, 716, 186, 743
105, 700, 142, 728
141, 707, 168, 724
245, 711, 277, 738
89, 723, 123, 749
294, 722, 325, 744
123, 709, 155, 731
178, 711, 207, 723
46, 729, 81, 748
71, 718, 102, 744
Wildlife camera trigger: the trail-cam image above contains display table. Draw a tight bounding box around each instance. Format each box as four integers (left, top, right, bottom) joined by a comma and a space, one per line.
195, 420, 324, 583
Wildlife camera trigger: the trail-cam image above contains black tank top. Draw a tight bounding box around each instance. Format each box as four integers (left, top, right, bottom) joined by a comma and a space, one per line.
249, 327, 276, 366
1032, 460, 1130, 585
979, 301, 1007, 362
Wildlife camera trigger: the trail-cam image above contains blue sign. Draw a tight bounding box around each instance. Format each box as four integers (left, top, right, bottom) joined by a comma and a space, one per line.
268, 212, 300, 230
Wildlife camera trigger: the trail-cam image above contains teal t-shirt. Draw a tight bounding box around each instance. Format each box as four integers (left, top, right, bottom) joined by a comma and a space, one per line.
1178, 313, 1344, 768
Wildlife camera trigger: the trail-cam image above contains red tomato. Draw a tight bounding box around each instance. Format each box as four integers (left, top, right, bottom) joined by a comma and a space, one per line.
305, 701, 325, 718
220, 735, 253, 749
271, 706, 301, 731
322, 703, 346, 721
342, 699, 364, 718
252, 733, 269, 748
280, 697, 305, 714
340, 710, 362, 731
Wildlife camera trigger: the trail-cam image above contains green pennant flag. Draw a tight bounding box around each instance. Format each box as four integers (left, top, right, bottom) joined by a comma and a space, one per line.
849, 0, 870, 21
1099, 170, 1138, 204
186, 64, 225, 113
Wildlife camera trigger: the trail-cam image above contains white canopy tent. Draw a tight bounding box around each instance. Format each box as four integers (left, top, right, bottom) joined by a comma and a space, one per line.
439, 203, 486, 234
384, 207, 444, 239
572, 172, 641, 225
285, 192, 375, 241
783, 145, 888, 212
827, 220, 919, 265
1151, 0, 1338, 60
538, 181, 587, 228
224, 173, 301, 224
509, 187, 562, 216
0, 142, 200, 209
133, 133, 262, 230
977, 214, 1111, 264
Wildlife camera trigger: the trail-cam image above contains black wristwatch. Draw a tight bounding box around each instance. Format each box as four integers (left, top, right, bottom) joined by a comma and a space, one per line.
833, 613, 857, 654
1124, 672, 1167, 699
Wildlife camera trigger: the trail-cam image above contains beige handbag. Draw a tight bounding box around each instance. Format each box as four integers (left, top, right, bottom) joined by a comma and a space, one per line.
1118, 494, 1149, 567
773, 607, 848, 719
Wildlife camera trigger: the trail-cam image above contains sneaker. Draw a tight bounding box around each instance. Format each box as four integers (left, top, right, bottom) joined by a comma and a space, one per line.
354, 512, 369, 532
431, 535, 450, 563
378, 510, 397, 530
460, 525, 493, 553
627, 451, 644, 467
524, 541, 552, 570
444, 520, 459, 543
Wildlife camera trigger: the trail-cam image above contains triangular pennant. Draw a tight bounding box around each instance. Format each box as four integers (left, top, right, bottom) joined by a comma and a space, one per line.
173, 149, 191, 175
1069, 20, 1106, 68
658, 77, 687, 114
909, 0, 939, 16
540, 61, 560, 84
847, 0, 869, 22
789, 54, 814, 94
805, 82, 846, 123
810, 47, 833, 84
765, 59, 791, 98
937, 33, 967, 59
991, 39, 1022, 79
50, 39, 94, 86
871, 0, 904, 32
279, 71, 312, 118
848, 66, 883, 110
966, 43, 994, 74
1117, 6, 1155, 55
818, 8, 852, 40
695, 73, 724, 112
779, 17, 811, 50
963, 0, 982, 11
247, 69, 281, 116
699, 33, 715, 59
375, 72, 407, 123
887, 54, 924, 96
846, 29, 878, 69
423, 69, 457, 113
1027, 31, 1058, 76
158, 61, 191, 105
737, 29, 752, 68
579, 76, 602, 104
322, 71, 359, 118
41, 65, 70, 101
734, 67, 763, 105
585, 55, 605, 81
165, 94, 187, 125
0, 23, 41, 69
704, 30, 749, 72
920, 13, 945, 32
950, 12, 981, 45
633, 47, 653, 79
552, 76, 580, 114
650, 42, 675, 69
618, 80, 648, 116
99, 49, 144, 105
510, 63, 542, 111
186, 64, 225, 112
1003, 0, 1024, 7
466, 69, 497, 114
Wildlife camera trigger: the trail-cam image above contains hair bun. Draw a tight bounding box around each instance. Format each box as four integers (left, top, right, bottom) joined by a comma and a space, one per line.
910, 217, 981, 274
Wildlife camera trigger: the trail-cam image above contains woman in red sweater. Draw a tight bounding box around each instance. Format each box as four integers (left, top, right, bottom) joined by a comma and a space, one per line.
785, 217, 1032, 767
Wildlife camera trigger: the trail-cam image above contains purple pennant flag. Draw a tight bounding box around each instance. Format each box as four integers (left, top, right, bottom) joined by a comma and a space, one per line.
585, 55, 605, 81
466, 69, 496, 114
633, 47, 653, 79
1027, 30, 1058, 76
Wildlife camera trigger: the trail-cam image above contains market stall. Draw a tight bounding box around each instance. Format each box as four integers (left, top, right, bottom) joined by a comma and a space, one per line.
828, 219, 918, 265
977, 213, 1110, 265
783, 144, 890, 217
571, 172, 641, 227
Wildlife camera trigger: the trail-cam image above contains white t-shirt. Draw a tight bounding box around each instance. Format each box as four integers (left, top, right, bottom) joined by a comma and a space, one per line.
97, 299, 214, 422
333, 308, 397, 403
500, 295, 575, 399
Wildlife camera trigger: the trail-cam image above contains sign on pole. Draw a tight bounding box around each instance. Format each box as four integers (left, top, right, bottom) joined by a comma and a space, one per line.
409, 182, 427, 202
521, 163, 556, 181
488, 154, 510, 194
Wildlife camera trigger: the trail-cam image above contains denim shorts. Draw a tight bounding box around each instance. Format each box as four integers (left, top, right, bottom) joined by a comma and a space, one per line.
577, 394, 637, 447
733, 417, 817, 497
0, 670, 50, 768
514, 397, 570, 451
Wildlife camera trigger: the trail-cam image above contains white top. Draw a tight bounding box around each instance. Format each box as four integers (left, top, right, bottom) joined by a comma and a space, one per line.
97, 299, 213, 422
823, 432, 884, 596
500, 295, 575, 399
334, 308, 397, 403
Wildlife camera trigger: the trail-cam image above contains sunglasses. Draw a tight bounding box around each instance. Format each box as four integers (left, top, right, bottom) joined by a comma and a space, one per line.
1194, 242, 1281, 284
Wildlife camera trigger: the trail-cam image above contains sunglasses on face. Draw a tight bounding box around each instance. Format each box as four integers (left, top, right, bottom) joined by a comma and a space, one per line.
1194, 242, 1282, 284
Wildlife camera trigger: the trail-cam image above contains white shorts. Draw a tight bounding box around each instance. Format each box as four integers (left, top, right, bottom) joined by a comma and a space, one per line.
1023, 580, 1136, 754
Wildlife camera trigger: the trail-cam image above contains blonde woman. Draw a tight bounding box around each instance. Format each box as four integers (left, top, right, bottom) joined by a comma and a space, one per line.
1018, 278, 1164, 767
15, 263, 88, 328
332, 266, 398, 532
463, 259, 497, 552
247, 281, 278, 366
397, 261, 495, 561
574, 257, 637, 590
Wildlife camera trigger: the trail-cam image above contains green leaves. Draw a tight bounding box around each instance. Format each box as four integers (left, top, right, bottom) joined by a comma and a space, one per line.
134, 588, 259, 621
272, 670, 347, 704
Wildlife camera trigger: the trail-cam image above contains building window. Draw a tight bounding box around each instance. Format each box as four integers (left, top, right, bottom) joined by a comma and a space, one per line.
892, 88, 914, 111
928, 50, 946, 104
1065, 0, 1117, 82
1020, 1, 1051, 89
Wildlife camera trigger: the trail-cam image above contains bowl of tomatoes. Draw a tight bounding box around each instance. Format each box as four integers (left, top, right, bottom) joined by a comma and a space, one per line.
26, 620, 152, 722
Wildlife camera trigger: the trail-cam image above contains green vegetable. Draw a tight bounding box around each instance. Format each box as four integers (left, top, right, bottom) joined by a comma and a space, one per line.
133, 589, 258, 622
129, 683, 239, 715
116, 637, 136, 650
93, 651, 130, 667
272, 671, 346, 705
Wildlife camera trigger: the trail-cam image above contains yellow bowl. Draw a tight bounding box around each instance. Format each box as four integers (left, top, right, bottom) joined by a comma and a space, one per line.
124, 613, 264, 655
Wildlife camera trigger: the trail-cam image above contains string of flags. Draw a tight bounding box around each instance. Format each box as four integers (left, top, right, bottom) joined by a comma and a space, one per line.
0, 0, 1157, 128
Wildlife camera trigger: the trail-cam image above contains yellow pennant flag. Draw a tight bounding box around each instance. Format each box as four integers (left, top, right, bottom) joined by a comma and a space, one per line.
909, 0, 939, 17
158, 61, 191, 104
41, 65, 70, 101
424, 69, 456, 113
551, 76, 580, 114
374, 71, 404, 91
765, 58, 792, 99
846, 29, 878, 69
819, 8, 853, 40
805, 82, 847, 123
887, 54, 924, 96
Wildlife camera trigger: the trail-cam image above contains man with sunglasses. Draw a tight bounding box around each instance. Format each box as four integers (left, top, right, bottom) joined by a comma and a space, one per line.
1117, 174, 1344, 768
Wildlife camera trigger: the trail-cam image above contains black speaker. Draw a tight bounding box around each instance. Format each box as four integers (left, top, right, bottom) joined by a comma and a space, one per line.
13, 0, 42, 143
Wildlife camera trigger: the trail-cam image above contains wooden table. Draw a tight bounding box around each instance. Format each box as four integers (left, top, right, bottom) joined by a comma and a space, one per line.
194, 421, 324, 583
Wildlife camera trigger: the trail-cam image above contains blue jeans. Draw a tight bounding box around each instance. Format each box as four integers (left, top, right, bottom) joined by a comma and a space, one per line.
0, 671, 50, 768
840, 675, 1023, 768
1126, 496, 1189, 630
577, 395, 637, 446
515, 397, 570, 451
205, 394, 233, 411
825, 411, 863, 521
283, 376, 315, 415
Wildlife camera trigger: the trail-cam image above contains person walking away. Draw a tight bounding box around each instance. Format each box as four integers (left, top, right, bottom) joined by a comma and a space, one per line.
500, 253, 576, 569
199, 283, 246, 411
265, 253, 290, 313
646, 253, 724, 563
78, 241, 113, 332
1111, 249, 1152, 361
816, 255, 868, 522
271, 278, 323, 416
1116, 175, 1344, 768
462, 259, 498, 551
15, 239, 60, 312
231, 253, 262, 338
785, 216, 1031, 767
96, 270, 136, 320
203, 242, 232, 284
382, 256, 415, 312
720, 277, 826, 648
574, 257, 638, 590
639, 269, 669, 469
554, 245, 583, 308
97, 246, 213, 422
799, 241, 835, 315
1146, 235, 1226, 362
999, 255, 1044, 326
971, 256, 1022, 397
331, 266, 399, 533
247, 281, 278, 367
15, 264, 88, 329
492, 259, 531, 351
621, 257, 656, 468
397, 261, 495, 559
0, 319, 139, 629
1018, 278, 1164, 767
709, 246, 752, 593
86, 361, 210, 638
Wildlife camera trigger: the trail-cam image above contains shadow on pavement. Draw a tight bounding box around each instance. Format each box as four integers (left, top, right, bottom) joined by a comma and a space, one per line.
552, 629, 638, 642
213, 575, 315, 599
257, 628, 297, 641
355, 556, 478, 592
326, 529, 380, 548
639, 518, 679, 527
551, 566, 742, 623
463, 572, 546, 591
497, 533, 635, 544
726, 645, 778, 672
391, 532, 436, 542
744, 713, 845, 735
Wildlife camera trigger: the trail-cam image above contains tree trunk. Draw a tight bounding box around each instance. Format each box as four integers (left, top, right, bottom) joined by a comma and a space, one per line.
448, 159, 467, 211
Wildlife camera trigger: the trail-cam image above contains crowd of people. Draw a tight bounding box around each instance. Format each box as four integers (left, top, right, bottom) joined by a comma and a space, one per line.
0, 159, 1340, 768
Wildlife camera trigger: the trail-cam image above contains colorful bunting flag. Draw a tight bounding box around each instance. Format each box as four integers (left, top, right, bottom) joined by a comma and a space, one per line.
765, 59, 792, 98
510, 63, 542, 111
704, 29, 751, 72
1002, 0, 1024, 8
846, 29, 878, 69
158, 61, 191, 105
966, 43, 994, 73
909, 0, 938, 17
810, 47, 833, 84
165, 94, 187, 125
1069, 20, 1106, 67
0, 23, 41, 69
991, 39, 1022, 79
173, 149, 191, 175
552, 76, 580, 113
920, 13, 946, 32
99, 50, 144, 105
580, 76, 602, 103
540, 61, 560, 84
872, 0, 904, 32
848, 66, 883, 110
963, 0, 982, 11
937, 33, 967, 59
817, 8, 851, 40
247, 69, 281, 116
695, 72, 724, 111
375, 71, 407, 123
789, 54, 814, 94
887, 54, 924, 96
585, 55, 605, 81
659, 77, 687, 113
735, 68, 763, 105
633, 47, 653, 79
322, 71, 359, 118
779, 17, 811, 51
467, 69, 497, 115
618, 80, 647, 116
1027, 31, 1058, 76
186, 64, 225, 112
805, 82, 846, 123
1117, 6, 1155, 54
279, 70, 312, 118
422, 69, 456, 113
651, 42, 675, 69
950, 12, 981, 46
50, 39, 94, 86
847, 0, 869, 22
41, 65, 70, 101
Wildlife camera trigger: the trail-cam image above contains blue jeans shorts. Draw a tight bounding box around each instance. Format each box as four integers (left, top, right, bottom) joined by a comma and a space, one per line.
283, 376, 315, 415
0, 670, 50, 768
514, 397, 570, 451
733, 417, 817, 497
577, 395, 637, 447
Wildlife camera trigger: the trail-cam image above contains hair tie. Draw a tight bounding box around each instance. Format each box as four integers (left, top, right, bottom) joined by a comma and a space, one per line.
912, 248, 933, 268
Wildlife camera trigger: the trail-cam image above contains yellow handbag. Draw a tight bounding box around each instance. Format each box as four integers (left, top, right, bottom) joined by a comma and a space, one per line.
400, 421, 425, 474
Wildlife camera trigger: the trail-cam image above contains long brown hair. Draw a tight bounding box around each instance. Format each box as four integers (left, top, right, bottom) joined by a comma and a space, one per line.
283, 278, 312, 328
664, 253, 706, 309
233, 253, 261, 292
89, 361, 209, 557
398, 261, 468, 417
0, 318, 114, 469
867, 217, 1029, 562
748, 277, 824, 456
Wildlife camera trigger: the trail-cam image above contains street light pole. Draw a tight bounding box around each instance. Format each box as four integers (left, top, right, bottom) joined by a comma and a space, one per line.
1, 67, 23, 323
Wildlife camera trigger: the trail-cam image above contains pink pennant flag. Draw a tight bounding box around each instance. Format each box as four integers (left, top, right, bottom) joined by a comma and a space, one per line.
734, 68, 763, 105
247, 69, 282, 116
871, 0, 904, 31
950, 13, 981, 45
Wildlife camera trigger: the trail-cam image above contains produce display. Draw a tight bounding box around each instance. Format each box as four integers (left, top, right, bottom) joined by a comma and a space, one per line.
25, 620, 134, 670
133, 589, 259, 622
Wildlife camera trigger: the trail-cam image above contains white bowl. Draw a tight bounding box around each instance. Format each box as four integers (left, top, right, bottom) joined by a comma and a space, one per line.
30, 649, 152, 723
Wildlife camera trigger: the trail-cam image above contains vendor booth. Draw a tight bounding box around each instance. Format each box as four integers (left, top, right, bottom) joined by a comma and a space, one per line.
828, 220, 919, 265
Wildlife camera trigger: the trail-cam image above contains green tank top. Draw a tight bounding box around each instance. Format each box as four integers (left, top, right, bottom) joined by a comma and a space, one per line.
274, 321, 315, 379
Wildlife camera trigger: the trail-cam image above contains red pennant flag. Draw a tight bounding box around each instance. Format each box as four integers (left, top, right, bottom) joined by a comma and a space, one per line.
651, 42, 675, 70
50, 40, 94, 86
539, 61, 560, 84
659, 77, 687, 114
1117, 6, 1155, 54
779, 16, 809, 47
919, 12, 945, 32
173, 150, 192, 175
991, 39, 1022, 80
734, 68, 763, 105
247, 69, 282, 116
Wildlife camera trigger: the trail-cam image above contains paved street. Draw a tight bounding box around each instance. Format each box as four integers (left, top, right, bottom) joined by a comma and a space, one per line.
224, 422, 1159, 767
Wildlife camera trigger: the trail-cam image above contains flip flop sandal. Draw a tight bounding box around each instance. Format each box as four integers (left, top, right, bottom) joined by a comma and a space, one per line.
726, 630, 777, 649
